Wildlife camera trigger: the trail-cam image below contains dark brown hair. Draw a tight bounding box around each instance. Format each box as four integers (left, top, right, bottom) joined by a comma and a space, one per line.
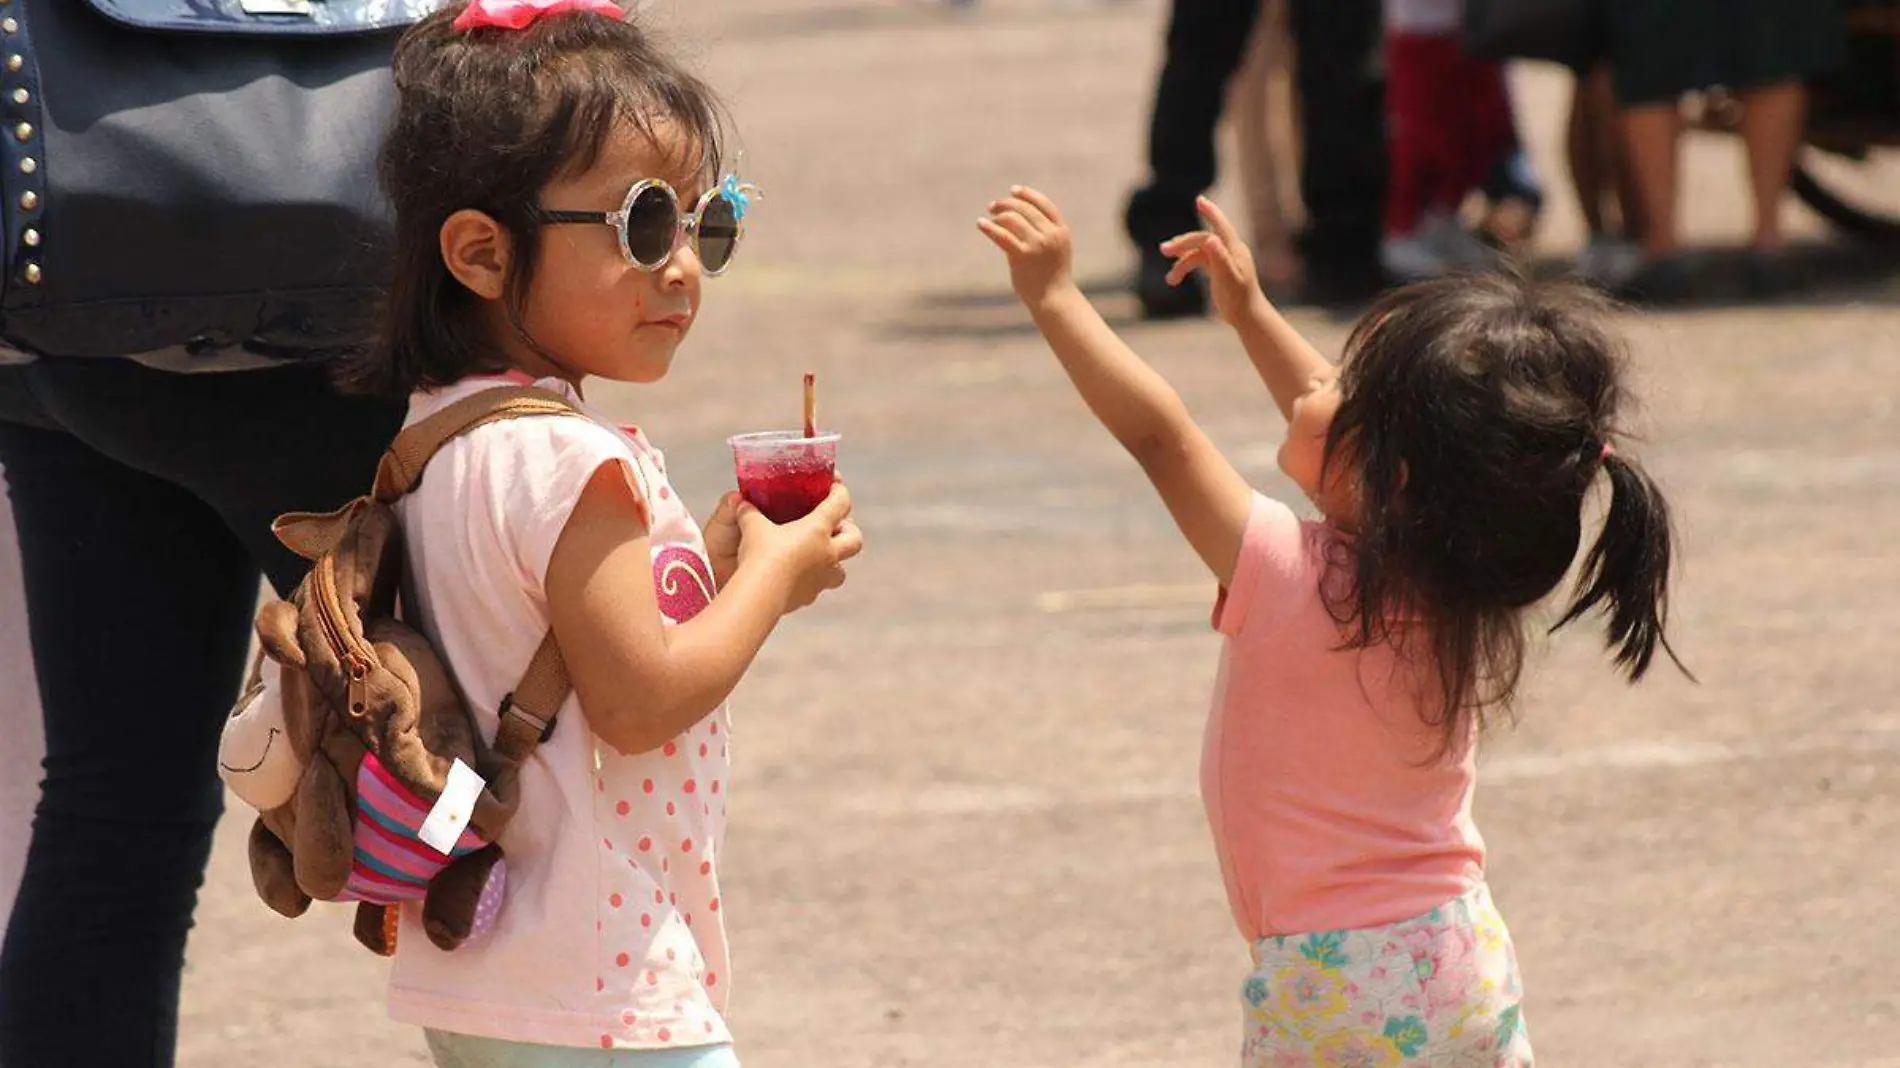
338, 2, 724, 397
1321, 274, 1688, 758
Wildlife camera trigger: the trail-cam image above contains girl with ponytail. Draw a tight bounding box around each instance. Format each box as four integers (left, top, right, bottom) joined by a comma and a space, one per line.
980, 186, 1688, 1067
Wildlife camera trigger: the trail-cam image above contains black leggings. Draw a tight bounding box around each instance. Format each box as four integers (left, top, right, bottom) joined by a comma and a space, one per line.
0, 358, 404, 1068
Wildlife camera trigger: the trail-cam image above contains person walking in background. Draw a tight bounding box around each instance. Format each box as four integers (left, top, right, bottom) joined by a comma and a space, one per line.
1126, 0, 1387, 317
1610, 0, 1844, 301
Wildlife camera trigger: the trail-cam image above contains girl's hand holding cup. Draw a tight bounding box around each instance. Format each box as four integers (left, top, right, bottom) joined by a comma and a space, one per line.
735, 482, 861, 614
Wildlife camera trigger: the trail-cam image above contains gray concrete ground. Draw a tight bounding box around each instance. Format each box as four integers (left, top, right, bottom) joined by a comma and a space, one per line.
124, 1, 1900, 1064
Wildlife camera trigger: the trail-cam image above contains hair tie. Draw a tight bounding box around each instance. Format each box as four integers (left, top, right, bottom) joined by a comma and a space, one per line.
453, 0, 624, 33
1600, 442, 1616, 462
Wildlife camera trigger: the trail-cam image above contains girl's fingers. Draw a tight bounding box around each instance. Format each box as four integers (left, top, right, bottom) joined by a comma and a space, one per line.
977, 217, 1029, 255
1159, 231, 1212, 257
1166, 251, 1207, 287
1010, 186, 1064, 227
991, 209, 1039, 244
1196, 196, 1244, 249
1205, 236, 1244, 280
994, 197, 1050, 233
831, 520, 864, 562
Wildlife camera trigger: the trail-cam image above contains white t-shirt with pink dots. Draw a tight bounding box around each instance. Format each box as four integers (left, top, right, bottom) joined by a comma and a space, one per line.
386, 375, 733, 1052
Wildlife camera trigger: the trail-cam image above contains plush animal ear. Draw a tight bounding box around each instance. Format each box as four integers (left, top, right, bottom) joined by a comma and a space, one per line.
273, 498, 368, 561
256, 601, 306, 669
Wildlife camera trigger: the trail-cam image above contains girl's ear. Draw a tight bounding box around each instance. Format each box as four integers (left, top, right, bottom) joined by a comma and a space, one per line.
440, 209, 513, 301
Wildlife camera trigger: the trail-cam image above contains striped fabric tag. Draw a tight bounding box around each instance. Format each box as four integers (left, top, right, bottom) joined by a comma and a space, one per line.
337, 752, 487, 905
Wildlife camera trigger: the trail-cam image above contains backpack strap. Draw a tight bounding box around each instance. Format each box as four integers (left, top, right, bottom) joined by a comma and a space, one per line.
374, 384, 584, 763
372, 386, 580, 503
494, 631, 569, 763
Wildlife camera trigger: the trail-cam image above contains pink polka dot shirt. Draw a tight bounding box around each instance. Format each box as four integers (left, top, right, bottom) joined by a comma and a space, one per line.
387, 377, 733, 1051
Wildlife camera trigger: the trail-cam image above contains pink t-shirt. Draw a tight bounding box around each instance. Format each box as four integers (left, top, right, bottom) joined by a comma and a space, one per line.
386, 376, 732, 1051
1203, 493, 1485, 940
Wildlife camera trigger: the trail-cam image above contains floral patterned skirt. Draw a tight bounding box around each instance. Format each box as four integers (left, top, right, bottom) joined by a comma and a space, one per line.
1240, 884, 1533, 1068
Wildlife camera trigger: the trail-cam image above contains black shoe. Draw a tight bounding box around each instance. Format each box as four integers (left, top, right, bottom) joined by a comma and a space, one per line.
1134, 247, 1207, 320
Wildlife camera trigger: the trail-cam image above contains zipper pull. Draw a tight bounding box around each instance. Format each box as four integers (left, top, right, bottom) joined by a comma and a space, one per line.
347, 656, 371, 720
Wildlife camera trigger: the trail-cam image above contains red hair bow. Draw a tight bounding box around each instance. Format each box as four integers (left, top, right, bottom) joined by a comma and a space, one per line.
454, 0, 624, 32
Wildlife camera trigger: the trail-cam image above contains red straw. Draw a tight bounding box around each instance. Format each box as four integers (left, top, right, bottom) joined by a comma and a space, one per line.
802, 373, 817, 439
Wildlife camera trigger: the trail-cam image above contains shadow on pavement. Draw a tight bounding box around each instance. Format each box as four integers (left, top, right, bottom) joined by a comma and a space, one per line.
883, 238, 1900, 341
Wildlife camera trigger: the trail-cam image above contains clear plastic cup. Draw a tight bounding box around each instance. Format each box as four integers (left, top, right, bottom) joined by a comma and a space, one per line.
727, 430, 841, 523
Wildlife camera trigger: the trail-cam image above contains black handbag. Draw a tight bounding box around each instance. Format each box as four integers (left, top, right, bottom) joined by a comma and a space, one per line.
1463, 0, 1605, 70
0, 0, 434, 364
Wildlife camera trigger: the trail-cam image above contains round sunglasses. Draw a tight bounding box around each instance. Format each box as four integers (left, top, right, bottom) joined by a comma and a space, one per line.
536, 178, 747, 276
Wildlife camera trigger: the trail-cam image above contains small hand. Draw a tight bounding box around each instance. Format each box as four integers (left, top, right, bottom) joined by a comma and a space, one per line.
978, 185, 1077, 311
1159, 196, 1264, 326
702, 491, 742, 590
735, 482, 865, 614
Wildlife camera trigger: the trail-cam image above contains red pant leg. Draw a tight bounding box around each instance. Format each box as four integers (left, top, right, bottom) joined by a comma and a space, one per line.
1454, 50, 1520, 198
1384, 32, 1465, 236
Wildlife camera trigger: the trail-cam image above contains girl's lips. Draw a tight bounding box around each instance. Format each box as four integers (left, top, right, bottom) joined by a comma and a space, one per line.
646, 314, 691, 331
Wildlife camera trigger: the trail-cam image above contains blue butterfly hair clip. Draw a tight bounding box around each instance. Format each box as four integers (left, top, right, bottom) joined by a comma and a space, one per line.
719, 154, 761, 223
721, 173, 763, 223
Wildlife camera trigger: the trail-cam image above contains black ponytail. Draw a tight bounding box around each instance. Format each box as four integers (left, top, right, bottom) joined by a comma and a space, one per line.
1325, 275, 1692, 761
1551, 449, 1690, 681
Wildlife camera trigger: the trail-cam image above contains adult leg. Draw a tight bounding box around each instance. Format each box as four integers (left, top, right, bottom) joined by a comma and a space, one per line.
0, 421, 261, 1068
1289, 0, 1387, 304
1568, 71, 1610, 236
0, 360, 402, 1068
1567, 66, 1645, 287
1581, 66, 1647, 242
1620, 103, 1683, 261
1735, 80, 1807, 253
1126, 0, 1262, 318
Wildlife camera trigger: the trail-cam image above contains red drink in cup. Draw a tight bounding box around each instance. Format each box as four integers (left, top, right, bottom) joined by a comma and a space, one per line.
728, 430, 840, 524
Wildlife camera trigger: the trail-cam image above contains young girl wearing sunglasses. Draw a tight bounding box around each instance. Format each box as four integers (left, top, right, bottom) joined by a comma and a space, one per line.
338, 3, 864, 1065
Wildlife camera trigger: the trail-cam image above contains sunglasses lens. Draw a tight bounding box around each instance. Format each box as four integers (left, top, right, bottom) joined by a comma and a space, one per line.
697, 193, 740, 274
623, 185, 677, 268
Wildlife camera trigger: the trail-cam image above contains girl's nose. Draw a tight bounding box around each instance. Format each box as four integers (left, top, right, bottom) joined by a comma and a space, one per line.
662, 242, 703, 288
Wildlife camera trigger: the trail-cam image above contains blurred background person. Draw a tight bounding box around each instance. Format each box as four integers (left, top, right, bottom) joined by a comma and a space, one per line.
1125, 0, 1387, 317
1610, 0, 1845, 300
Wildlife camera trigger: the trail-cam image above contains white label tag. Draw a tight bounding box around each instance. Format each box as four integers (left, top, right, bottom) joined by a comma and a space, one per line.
239, 0, 313, 15
418, 759, 485, 857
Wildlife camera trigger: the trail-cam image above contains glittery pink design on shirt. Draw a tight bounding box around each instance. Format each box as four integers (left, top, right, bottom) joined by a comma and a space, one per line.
652, 546, 714, 623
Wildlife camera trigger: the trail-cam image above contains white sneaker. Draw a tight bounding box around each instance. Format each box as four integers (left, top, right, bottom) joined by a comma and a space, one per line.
1382, 232, 1451, 281
1382, 214, 1496, 281
1575, 235, 1644, 290
1424, 213, 1500, 274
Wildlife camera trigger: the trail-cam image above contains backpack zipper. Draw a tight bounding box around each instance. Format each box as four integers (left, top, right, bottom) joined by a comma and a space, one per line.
312, 553, 375, 717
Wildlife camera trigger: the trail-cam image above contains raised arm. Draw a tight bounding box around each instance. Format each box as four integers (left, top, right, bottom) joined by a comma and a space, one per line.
1159, 196, 1336, 422
979, 186, 1253, 587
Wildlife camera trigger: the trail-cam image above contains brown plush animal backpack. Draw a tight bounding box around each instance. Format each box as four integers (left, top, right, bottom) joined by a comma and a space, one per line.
217, 386, 580, 955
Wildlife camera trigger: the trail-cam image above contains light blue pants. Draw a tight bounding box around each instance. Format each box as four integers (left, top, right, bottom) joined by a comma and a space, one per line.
425, 1030, 742, 1068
